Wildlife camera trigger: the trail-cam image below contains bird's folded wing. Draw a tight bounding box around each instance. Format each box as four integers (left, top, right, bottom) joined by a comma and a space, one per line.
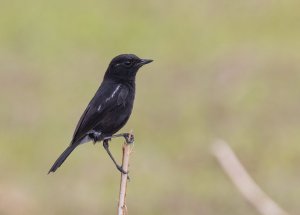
70, 83, 128, 145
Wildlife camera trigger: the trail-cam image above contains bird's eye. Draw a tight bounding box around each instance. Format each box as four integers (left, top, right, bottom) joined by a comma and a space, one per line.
124, 61, 132, 66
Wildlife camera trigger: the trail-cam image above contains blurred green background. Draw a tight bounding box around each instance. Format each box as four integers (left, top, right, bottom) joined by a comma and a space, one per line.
1, 0, 300, 214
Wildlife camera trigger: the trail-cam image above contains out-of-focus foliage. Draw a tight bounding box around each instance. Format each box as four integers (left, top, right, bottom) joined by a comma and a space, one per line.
1, 0, 300, 214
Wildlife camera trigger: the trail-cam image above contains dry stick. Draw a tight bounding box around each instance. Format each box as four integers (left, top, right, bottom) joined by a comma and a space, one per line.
117, 132, 134, 215
211, 139, 289, 215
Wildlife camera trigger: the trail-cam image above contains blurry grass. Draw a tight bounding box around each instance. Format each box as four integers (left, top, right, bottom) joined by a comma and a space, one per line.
1, 0, 300, 214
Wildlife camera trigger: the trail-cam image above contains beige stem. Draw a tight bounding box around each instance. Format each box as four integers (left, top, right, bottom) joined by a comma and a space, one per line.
117, 132, 133, 215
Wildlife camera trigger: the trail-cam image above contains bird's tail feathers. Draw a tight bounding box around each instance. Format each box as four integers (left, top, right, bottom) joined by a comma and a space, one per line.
48, 144, 78, 174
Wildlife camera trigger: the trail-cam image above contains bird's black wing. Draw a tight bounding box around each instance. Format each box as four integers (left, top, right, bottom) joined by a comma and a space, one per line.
70, 82, 128, 145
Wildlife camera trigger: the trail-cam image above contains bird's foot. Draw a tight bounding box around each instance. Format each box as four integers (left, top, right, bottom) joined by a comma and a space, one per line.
123, 133, 134, 144
116, 164, 128, 174
107, 133, 134, 144
116, 165, 130, 180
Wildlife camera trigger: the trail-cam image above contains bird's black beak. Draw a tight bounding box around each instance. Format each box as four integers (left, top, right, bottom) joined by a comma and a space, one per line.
136, 58, 153, 67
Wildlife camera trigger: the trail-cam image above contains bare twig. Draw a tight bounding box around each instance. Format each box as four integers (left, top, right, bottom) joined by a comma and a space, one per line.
211, 139, 289, 215
117, 131, 134, 215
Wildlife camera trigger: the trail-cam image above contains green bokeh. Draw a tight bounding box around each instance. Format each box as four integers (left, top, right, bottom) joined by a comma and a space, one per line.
1, 0, 300, 214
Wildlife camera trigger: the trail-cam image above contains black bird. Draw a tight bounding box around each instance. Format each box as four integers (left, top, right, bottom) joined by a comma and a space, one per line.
48, 54, 152, 174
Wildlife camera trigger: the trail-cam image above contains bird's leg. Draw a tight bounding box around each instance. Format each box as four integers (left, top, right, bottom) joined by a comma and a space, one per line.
109, 133, 135, 144
102, 139, 128, 175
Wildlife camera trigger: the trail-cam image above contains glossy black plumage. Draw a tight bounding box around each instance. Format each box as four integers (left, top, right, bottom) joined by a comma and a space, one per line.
49, 54, 152, 173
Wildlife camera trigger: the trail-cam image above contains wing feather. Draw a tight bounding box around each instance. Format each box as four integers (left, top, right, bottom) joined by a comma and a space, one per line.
70, 82, 127, 145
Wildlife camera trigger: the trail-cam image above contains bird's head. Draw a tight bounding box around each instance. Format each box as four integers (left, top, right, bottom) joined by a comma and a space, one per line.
104, 54, 153, 82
